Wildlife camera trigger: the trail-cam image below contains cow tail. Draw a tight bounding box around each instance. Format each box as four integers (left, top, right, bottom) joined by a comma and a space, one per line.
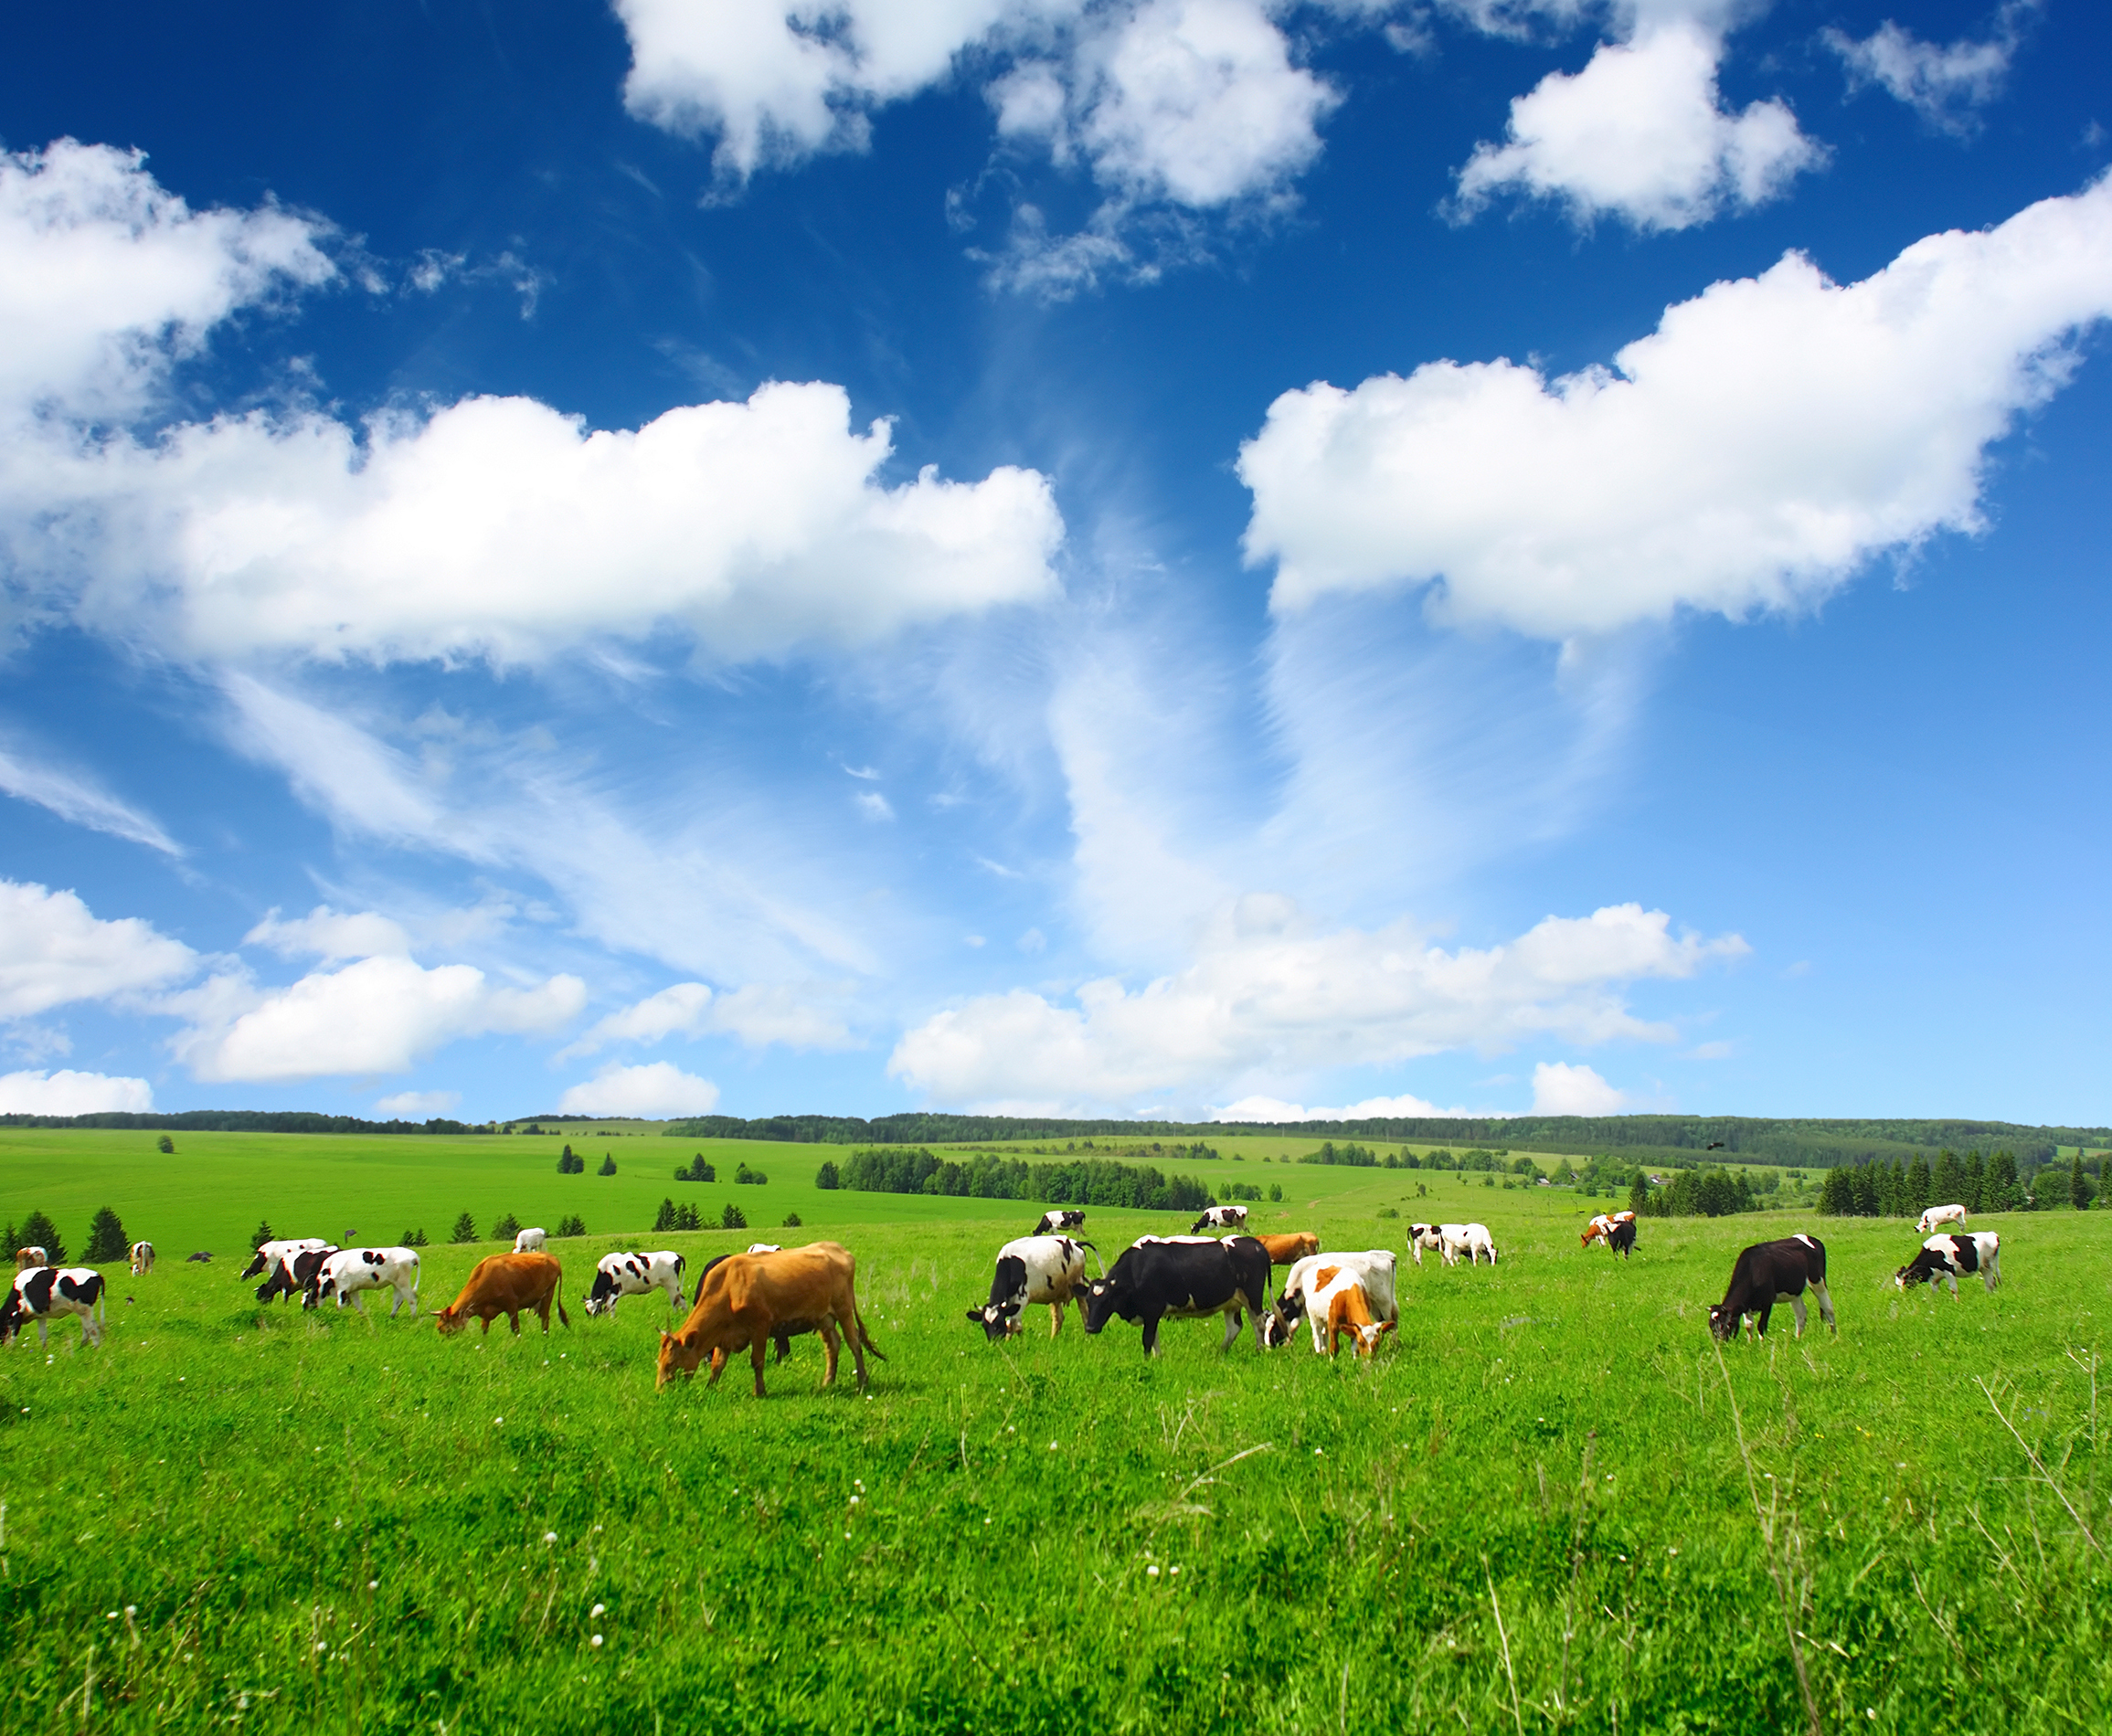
1077, 1237, 1104, 1276
556, 1293, 571, 1329
854, 1304, 887, 1361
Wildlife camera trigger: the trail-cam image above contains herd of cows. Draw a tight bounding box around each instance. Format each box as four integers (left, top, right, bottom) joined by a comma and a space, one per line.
0, 1195, 2009, 1381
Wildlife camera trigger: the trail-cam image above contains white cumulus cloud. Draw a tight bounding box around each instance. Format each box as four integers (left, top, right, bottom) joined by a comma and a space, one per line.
557, 1060, 721, 1118
890, 896, 1744, 1109
1825, 2, 2036, 135
1530, 1058, 1628, 1114
1241, 175, 2112, 639
1210, 1090, 1480, 1121
375, 1089, 462, 1117
0, 1067, 154, 1115
1453, 15, 1820, 231
168, 955, 586, 1083
0, 880, 196, 1019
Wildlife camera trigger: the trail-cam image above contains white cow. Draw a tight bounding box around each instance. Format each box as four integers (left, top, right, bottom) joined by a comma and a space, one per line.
746, 1243, 783, 1254
1265, 1250, 1400, 1352
583, 1250, 686, 1317
513, 1227, 547, 1254
1897, 1232, 2002, 1296
240, 1237, 330, 1281
1916, 1203, 1969, 1234
967, 1234, 1096, 1339
1190, 1205, 1248, 1233
129, 1240, 155, 1275
1, 1266, 107, 1347
1407, 1223, 1497, 1266
305, 1247, 421, 1318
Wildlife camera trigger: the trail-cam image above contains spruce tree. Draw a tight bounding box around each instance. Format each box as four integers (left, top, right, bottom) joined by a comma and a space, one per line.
1906, 1154, 1931, 1217
17, 1210, 66, 1263
1931, 1148, 1964, 1205
451, 1211, 479, 1244
2071, 1155, 2095, 1211
1819, 1167, 1855, 1216
721, 1202, 748, 1231
1628, 1170, 1650, 1215
1985, 1149, 2019, 1212
1962, 1150, 1985, 1214
83, 1205, 128, 1262
654, 1198, 677, 1232
598, 1153, 617, 1176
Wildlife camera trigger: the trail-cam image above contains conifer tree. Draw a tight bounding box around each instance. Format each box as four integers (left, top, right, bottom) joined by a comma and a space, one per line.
2071, 1154, 2095, 1211
18, 1209, 66, 1263
83, 1205, 128, 1262
1906, 1154, 1931, 1216
1931, 1148, 1964, 1205
451, 1211, 478, 1244
1962, 1150, 1985, 1213
1985, 1149, 2020, 1212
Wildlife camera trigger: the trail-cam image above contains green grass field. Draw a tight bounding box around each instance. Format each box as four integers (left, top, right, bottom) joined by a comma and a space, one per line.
2, 1135, 2108, 1732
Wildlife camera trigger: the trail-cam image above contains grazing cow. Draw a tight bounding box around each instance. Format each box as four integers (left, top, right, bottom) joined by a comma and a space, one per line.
1081, 1234, 1271, 1356
583, 1250, 687, 1318
1708, 1234, 1835, 1341
0, 1266, 106, 1349
1580, 1211, 1637, 1249
1322, 1276, 1397, 1359
1189, 1205, 1248, 1233
746, 1243, 783, 1254
1264, 1250, 1399, 1353
15, 1247, 48, 1271
1917, 1203, 1969, 1235
1255, 1232, 1321, 1266
1034, 1209, 1087, 1236
512, 1227, 547, 1254
240, 1238, 329, 1281
256, 1244, 337, 1304
185, 1251, 212, 1264
129, 1240, 155, 1276
434, 1253, 569, 1336
655, 1242, 884, 1396
1407, 1223, 1497, 1266
1895, 1232, 2002, 1297
1606, 1218, 1638, 1260
966, 1235, 1095, 1340
305, 1247, 420, 1318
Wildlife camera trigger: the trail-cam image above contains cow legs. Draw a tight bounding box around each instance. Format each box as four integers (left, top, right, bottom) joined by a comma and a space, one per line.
1219, 1307, 1242, 1351
1810, 1280, 1837, 1334
506, 1308, 523, 1335
1787, 1294, 1809, 1338
1140, 1311, 1162, 1356
818, 1318, 843, 1388
750, 1331, 770, 1398
1047, 1298, 1064, 1339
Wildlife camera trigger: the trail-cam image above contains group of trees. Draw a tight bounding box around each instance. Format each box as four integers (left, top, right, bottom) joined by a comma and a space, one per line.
4, 1211, 72, 1262
453, 1212, 585, 1242
674, 1154, 717, 1182
556, 1145, 586, 1174
833, 1148, 1218, 1213
1817, 1149, 2034, 1218
733, 1161, 768, 1185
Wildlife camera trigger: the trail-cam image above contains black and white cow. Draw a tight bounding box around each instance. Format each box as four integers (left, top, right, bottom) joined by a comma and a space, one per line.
582, 1250, 686, 1318
967, 1235, 1096, 1340
1034, 1209, 1087, 1236
240, 1238, 330, 1281
1406, 1223, 1497, 1266
304, 1247, 421, 1318
0, 1266, 107, 1348
1895, 1232, 2001, 1297
1189, 1205, 1248, 1233
256, 1244, 337, 1304
1082, 1234, 1271, 1355
1708, 1234, 1835, 1341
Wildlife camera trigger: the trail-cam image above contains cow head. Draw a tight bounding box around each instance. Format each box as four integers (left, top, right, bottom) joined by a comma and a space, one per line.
1349, 1320, 1396, 1358
966, 1301, 1022, 1340
1705, 1303, 1740, 1341
657, 1327, 706, 1388
433, 1305, 469, 1336
1080, 1273, 1131, 1335
1258, 1304, 1298, 1349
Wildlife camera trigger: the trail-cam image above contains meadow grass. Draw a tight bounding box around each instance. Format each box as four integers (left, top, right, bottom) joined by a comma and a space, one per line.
2, 1152, 2109, 1732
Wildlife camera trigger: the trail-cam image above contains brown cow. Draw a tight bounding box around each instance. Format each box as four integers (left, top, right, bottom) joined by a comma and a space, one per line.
655, 1242, 884, 1396
16, 1247, 49, 1271
433, 1252, 569, 1336
1255, 1232, 1320, 1266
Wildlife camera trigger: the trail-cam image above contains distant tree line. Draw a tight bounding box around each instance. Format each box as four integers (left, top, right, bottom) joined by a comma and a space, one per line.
1811, 1148, 2086, 1217
829, 1148, 1216, 1213
0, 1111, 494, 1134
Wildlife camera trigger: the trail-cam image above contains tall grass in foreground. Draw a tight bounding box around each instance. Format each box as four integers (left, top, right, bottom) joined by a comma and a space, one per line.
2, 1204, 2109, 1731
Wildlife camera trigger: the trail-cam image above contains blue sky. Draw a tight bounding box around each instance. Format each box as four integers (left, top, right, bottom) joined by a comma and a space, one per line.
0, 0, 2106, 1126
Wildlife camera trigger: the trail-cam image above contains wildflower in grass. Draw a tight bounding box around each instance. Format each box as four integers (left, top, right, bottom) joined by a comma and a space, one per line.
590, 1635, 604, 1648
591, 1604, 605, 1619
1147, 1565, 1160, 1577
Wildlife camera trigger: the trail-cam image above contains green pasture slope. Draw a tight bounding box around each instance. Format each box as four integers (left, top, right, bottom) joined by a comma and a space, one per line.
2, 1138, 2109, 1731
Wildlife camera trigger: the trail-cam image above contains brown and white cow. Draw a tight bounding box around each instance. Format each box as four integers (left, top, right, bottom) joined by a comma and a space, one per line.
1581, 1211, 1636, 1249
655, 1242, 884, 1396
1264, 1250, 1399, 1353
434, 1252, 570, 1336
129, 1240, 155, 1276
15, 1246, 49, 1271
1255, 1232, 1321, 1266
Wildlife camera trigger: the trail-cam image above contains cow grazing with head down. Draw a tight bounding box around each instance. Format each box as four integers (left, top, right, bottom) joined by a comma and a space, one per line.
1082, 1234, 1270, 1356
305, 1247, 420, 1318
1896, 1232, 2001, 1297
1256, 1232, 1320, 1266
435, 1252, 569, 1336
655, 1242, 884, 1397
1263, 1250, 1398, 1354
129, 1240, 154, 1276
1917, 1203, 1969, 1235
15, 1247, 48, 1271
1189, 1205, 1248, 1233
0, 1266, 106, 1348
1709, 1234, 1835, 1341
583, 1251, 686, 1318
967, 1235, 1095, 1340
1407, 1223, 1497, 1266
240, 1238, 329, 1282
1034, 1209, 1086, 1236
1581, 1211, 1636, 1249
512, 1227, 547, 1254
256, 1244, 337, 1304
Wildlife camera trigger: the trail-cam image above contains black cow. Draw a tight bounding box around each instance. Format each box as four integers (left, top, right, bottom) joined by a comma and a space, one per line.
1708, 1234, 1835, 1341
1, 1266, 107, 1348
186, 1251, 212, 1264
255, 1245, 336, 1304
1607, 1219, 1637, 1260
1034, 1209, 1087, 1236
1081, 1234, 1271, 1355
